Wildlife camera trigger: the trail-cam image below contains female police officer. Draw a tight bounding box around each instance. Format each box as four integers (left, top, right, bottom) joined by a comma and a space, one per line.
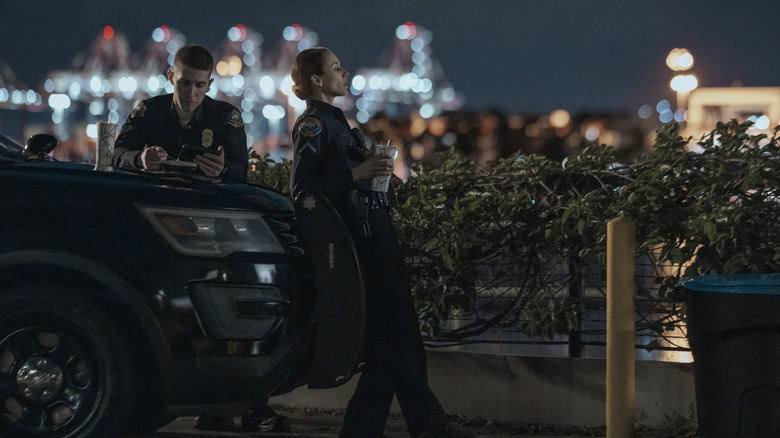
289, 47, 464, 438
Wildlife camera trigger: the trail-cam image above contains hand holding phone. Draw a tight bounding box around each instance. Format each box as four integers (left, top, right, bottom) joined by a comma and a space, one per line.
178, 144, 212, 162
193, 145, 226, 178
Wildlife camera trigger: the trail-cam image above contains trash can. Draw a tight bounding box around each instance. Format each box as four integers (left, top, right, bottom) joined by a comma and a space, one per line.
679, 274, 780, 438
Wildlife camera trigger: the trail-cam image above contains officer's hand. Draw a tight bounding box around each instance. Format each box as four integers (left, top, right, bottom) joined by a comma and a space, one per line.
351, 147, 394, 181
140, 146, 168, 170
194, 146, 226, 178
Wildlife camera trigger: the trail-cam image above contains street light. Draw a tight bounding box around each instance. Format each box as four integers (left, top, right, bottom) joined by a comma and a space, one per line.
666, 48, 697, 113
666, 48, 694, 71
671, 74, 698, 93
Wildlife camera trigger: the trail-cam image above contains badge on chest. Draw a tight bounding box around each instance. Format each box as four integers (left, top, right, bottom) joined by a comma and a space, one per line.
201, 129, 213, 147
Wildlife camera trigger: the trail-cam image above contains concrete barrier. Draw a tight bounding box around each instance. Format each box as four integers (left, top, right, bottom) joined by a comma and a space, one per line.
271, 350, 695, 427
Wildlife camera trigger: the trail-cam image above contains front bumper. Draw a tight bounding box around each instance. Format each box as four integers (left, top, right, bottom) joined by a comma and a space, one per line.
188, 281, 287, 341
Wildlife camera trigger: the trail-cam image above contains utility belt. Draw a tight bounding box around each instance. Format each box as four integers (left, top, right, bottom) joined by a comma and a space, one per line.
349, 189, 394, 210
348, 189, 397, 236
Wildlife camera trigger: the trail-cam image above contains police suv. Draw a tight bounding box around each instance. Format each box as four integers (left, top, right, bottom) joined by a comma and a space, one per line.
0, 134, 364, 437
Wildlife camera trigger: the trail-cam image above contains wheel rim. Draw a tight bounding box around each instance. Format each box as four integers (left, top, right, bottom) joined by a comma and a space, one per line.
0, 325, 100, 435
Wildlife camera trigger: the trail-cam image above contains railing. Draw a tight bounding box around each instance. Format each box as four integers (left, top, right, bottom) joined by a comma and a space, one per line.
421, 247, 691, 363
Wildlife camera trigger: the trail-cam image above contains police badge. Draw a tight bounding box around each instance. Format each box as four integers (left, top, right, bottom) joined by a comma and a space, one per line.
201, 129, 213, 147
302, 196, 317, 210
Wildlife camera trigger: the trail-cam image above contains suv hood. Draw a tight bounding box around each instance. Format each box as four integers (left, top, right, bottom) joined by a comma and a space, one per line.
1, 160, 293, 214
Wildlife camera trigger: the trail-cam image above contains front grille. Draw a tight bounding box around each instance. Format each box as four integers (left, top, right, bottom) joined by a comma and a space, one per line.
264, 212, 305, 257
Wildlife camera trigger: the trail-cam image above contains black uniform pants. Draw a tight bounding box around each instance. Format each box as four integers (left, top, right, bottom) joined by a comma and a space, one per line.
340, 207, 448, 438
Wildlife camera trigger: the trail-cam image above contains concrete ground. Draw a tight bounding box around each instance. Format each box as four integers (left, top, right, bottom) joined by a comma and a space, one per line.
149, 405, 607, 437
270, 350, 695, 428
139, 350, 697, 437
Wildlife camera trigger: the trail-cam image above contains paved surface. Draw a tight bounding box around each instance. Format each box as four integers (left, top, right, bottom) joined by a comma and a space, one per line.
135, 405, 609, 438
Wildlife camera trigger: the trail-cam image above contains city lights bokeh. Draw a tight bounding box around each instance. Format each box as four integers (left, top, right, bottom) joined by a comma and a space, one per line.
3, 24, 779, 167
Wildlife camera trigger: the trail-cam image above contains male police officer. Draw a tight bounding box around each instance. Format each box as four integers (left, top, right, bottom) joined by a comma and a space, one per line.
113, 44, 288, 432
113, 44, 248, 182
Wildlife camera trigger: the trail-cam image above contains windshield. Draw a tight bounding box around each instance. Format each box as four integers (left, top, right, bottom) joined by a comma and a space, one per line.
0, 134, 30, 162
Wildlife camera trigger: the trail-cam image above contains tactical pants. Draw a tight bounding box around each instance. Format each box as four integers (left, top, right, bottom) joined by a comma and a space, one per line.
340, 207, 448, 438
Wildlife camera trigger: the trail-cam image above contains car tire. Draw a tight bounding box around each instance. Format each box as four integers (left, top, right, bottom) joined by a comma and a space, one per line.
0, 286, 136, 437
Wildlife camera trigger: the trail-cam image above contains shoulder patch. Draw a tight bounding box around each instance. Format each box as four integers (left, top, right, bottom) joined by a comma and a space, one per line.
299, 117, 322, 137
228, 109, 243, 128
129, 101, 146, 119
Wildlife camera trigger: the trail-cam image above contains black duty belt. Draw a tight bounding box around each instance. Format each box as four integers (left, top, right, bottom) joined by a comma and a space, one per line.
349, 189, 395, 236
353, 190, 392, 210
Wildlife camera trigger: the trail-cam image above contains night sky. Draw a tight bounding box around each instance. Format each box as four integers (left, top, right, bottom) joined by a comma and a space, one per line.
1, 0, 778, 115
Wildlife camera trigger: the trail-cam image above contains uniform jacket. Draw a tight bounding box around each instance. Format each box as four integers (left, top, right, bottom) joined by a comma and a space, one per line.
290, 100, 367, 199
290, 100, 397, 231
113, 94, 248, 182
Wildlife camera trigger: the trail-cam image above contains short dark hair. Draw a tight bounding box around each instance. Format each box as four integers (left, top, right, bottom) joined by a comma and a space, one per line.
174, 44, 214, 72
290, 47, 330, 100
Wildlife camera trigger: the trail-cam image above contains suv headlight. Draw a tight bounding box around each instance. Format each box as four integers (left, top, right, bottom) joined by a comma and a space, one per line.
139, 205, 284, 257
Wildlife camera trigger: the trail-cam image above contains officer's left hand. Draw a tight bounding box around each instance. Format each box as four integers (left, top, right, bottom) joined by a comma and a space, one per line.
194, 146, 226, 178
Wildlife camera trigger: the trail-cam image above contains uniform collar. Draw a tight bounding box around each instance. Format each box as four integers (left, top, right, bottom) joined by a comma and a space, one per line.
166, 94, 210, 126
306, 99, 348, 125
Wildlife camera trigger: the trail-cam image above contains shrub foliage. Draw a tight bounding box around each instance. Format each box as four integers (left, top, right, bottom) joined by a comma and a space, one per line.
249, 121, 780, 342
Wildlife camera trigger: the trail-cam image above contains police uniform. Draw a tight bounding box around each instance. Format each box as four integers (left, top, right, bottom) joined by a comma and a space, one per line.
113, 94, 248, 182
290, 100, 449, 438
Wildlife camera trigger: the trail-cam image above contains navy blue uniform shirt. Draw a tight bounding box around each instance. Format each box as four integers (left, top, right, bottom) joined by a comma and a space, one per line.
290, 99, 367, 201
113, 94, 248, 182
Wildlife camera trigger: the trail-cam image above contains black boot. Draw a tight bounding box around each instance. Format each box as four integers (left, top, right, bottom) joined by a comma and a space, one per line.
241, 405, 291, 432
193, 415, 233, 431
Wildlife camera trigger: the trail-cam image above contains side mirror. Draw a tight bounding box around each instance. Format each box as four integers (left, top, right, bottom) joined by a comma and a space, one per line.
25, 134, 58, 155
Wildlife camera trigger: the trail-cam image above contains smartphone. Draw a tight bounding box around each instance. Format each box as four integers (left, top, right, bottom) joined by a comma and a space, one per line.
178, 144, 213, 162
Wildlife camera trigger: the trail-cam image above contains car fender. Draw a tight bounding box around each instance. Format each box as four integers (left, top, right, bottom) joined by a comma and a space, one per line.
0, 249, 171, 363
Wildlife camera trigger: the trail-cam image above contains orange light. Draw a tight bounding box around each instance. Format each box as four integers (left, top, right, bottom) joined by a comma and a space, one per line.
103, 26, 114, 40
549, 109, 571, 128
666, 48, 694, 71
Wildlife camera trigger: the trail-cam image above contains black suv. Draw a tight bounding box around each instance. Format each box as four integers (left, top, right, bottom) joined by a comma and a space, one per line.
0, 134, 364, 437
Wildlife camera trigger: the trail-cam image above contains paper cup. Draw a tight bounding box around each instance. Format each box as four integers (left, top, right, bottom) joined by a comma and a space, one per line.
371, 143, 397, 192
95, 122, 116, 171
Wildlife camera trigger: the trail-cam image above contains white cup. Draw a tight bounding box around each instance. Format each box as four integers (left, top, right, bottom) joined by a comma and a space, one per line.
371, 143, 397, 192
95, 122, 116, 171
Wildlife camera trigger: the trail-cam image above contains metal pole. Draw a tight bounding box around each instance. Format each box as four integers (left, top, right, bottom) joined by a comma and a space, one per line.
606, 217, 635, 438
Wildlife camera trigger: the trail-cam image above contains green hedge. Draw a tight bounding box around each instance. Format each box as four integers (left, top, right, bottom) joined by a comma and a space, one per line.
249, 121, 780, 342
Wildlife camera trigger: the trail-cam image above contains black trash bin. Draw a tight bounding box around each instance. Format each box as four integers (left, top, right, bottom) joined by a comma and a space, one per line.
680, 274, 780, 438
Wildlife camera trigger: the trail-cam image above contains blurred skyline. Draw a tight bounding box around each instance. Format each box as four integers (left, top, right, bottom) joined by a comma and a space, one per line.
1, 0, 779, 115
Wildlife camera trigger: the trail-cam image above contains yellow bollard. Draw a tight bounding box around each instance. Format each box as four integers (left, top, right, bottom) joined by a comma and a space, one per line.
606, 217, 636, 438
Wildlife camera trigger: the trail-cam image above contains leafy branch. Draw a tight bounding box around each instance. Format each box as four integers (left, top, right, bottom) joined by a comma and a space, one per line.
248, 120, 780, 343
